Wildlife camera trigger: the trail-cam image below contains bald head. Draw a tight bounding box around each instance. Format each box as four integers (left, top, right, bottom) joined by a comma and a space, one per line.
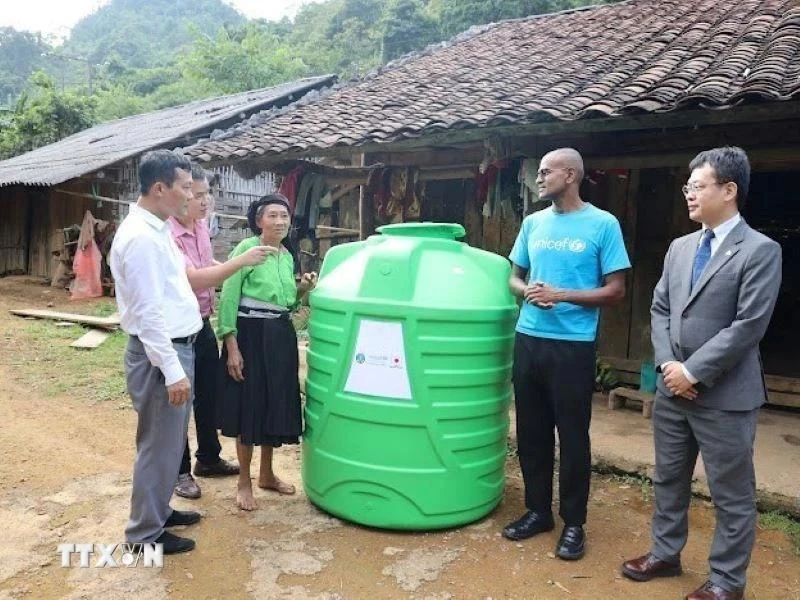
543, 148, 585, 181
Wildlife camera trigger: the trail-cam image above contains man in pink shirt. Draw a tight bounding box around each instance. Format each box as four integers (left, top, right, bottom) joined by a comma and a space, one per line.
168, 166, 240, 498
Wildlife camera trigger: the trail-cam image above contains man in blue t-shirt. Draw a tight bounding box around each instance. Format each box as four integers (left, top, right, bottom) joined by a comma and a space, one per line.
503, 148, 631, 561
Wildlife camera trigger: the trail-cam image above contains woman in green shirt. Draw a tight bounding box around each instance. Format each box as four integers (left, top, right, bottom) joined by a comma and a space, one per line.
217, 194, 317, 511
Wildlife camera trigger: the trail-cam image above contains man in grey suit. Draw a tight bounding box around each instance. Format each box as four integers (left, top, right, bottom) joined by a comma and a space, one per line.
621, 147, 782, 600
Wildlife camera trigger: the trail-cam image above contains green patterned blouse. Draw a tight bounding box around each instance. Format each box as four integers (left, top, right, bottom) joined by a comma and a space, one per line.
216, 236, 297, 338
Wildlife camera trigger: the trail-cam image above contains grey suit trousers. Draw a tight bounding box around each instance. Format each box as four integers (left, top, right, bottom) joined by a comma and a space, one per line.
124, 336, 194, 543
650, 393, 758, 591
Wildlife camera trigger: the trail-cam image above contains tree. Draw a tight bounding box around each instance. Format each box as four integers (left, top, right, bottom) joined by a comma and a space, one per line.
438, 0, 614, 38
64, 0, 246, 69
283, 0, 384, 78
0, 71, 96, 158
93, 84, 148, 121
0, 27, 49, 104
381, 0, 440, 62
180, 24, 310, 95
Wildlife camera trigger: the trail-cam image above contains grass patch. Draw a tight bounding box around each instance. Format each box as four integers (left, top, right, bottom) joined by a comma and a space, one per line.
760, 511, 800, 554
612, 473, 653, 503
87, 300, 119, 318
3, 319, 128, 404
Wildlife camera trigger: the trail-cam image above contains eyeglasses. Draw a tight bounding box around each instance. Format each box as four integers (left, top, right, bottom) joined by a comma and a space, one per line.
682, 181, 725, 196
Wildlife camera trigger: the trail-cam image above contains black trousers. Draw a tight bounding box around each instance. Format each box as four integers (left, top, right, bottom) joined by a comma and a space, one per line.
180, 319, 222, 473
512, 333, 596, 526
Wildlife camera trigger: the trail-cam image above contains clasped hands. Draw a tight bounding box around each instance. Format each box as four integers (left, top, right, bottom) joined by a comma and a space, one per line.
662, 361, 698, 401
523, 281, 560, 309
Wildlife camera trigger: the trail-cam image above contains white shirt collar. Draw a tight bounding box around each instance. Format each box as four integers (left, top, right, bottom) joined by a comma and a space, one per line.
130, 202, 168, 232
702, 212, 741, 239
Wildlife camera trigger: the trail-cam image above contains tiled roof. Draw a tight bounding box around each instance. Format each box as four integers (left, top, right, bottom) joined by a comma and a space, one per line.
188, 0, 800, 163
0, 75, 335, 187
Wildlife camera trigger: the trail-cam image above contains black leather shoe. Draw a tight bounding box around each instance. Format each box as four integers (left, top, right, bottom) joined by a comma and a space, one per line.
165, 509, 201, 528
154, 530, 195, 554
502, 511, 555, 540
193, 458, 239, 477
555, 525, 585, 560
621, 552, 682, 582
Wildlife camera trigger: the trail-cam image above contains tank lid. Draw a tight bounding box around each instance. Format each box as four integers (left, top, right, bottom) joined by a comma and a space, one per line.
376, 222, 465, 240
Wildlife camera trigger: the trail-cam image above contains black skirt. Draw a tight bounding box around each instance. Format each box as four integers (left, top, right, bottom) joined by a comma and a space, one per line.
217, 314, 302, 446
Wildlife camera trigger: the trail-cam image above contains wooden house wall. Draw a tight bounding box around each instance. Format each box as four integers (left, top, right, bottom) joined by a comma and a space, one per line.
355, 115, 800, 405
210, 166, 276, 259
28, 182, 116, 279
0, 186, 30, 275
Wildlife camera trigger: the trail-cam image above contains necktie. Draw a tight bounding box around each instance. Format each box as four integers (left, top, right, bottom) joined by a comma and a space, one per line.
691, 229, 715, 289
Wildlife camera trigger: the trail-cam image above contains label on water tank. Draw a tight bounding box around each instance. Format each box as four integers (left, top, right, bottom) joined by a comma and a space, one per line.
343, 319, 412, 400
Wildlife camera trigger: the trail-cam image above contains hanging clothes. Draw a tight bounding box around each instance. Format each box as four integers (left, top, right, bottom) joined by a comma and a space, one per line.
296, 173, 327, 223
278, 166, 304, 214
294, 172, 315, 219
403, 168, 422, 221
307, 175, 329, 230
518, 158, 540, 213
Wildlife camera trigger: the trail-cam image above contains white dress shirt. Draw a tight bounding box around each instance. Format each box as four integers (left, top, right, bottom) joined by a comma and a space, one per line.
703, 212, 741, 259
111, 203, 202, 385
666, 212, 741, 385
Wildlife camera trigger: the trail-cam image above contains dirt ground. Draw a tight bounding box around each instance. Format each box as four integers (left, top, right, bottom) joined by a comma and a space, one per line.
0, 277, 798, 600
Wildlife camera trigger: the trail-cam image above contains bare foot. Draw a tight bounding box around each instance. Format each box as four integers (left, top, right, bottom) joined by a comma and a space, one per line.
236, 481, 257, 510
257, 475, 296, 495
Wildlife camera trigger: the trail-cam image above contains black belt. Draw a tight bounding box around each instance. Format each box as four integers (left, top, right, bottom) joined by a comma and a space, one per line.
172, 331, 200, 344
130, 332, 200, 345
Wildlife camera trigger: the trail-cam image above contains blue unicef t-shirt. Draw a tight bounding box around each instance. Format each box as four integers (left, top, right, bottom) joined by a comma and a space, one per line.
508, 203, 631, 342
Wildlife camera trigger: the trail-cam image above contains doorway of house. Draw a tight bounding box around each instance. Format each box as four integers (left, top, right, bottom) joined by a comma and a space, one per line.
746, 171, 799, 378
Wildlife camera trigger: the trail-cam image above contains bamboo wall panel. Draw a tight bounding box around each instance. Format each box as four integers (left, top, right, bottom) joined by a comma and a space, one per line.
0, 187, 29, 275
28, 185, 114, 279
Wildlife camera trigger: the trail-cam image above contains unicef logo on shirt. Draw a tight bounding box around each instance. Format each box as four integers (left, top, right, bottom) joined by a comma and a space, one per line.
531, 237, 588, 252
568, 239, 587, 253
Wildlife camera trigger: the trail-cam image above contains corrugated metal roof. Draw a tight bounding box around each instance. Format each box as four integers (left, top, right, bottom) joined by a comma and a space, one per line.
187, 0, 800, 163
0, 75, 335, 188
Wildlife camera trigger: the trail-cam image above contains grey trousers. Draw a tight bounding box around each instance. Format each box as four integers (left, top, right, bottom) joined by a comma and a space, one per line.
650, 393, 759, 591
124, 336, 194, 543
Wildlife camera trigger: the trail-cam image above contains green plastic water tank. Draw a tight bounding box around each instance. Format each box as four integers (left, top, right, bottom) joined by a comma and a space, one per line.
302, 222, 518, 530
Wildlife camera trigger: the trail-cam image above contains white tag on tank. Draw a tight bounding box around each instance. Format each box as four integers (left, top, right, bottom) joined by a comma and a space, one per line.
344, 319, 412, 400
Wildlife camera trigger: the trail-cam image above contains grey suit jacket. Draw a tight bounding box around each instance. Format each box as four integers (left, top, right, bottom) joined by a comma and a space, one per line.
651, 219, 782, 410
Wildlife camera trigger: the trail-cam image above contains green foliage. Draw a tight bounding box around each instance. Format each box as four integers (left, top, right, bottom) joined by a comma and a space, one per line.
8, 318, 127, 404
0, 71, 96, 159
63, 0, 246, 68
438, 0, 618, 37
613, 473, 653, 504
93, 84, 148, 122
0, 27, 49, 104
180, 23, 310, 94
0, 0, 624, 155
759, 511, 800, 555
381, 0, 440, 62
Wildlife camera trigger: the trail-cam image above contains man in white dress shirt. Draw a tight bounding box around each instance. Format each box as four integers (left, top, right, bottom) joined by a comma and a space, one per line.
111, 150, 208, 554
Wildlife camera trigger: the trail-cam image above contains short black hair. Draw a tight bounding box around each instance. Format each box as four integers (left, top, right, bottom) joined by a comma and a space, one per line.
191, 164, 209, 182
689, 146, 750, 209
139, 150, 192, 195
